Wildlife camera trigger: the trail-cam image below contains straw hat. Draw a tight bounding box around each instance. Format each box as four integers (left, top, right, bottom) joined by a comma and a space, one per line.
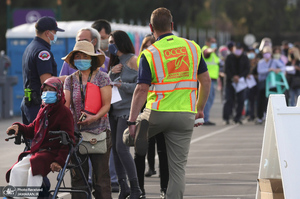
62, 40, 105, 68
262, 46, 272, 54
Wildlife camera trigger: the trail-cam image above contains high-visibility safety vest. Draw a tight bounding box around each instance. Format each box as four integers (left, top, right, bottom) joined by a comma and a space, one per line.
140, 35, 201, 113
202, 45, 220, 79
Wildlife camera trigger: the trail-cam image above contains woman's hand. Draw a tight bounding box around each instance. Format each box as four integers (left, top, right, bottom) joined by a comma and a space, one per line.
6, 125, 19, 136
50, 162, 62, 172
77, 112, 98, 126
111, 63, 123, 74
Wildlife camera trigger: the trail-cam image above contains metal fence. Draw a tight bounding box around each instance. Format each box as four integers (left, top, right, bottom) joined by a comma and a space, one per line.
176, 25, 231, 47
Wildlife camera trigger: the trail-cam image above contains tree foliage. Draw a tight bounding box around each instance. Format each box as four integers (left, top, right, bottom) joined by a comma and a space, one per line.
1, 0, 300, 51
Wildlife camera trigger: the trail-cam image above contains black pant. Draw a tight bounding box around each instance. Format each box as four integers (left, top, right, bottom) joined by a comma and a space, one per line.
134, 132, 169, 191
147, 136, 156, 171
246, 86, 258, 119
256, 88, 268, 119
223, 83, 246, 121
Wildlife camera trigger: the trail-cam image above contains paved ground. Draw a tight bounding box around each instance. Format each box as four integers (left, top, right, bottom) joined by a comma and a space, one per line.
0, 90, 265, 199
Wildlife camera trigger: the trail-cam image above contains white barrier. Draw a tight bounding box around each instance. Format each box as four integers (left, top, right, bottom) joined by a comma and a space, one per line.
256, 94, 300, 199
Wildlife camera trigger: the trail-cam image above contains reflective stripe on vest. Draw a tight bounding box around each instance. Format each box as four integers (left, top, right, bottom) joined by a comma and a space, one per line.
145, 36, 200, 112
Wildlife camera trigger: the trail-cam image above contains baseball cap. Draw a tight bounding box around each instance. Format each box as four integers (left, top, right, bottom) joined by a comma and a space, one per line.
236, 42, 243, 49
35, 16, 64, 32
227, 41, 235, 49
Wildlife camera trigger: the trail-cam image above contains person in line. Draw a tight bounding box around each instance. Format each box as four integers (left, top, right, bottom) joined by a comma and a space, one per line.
92, 19, 111, 56
5, 77, 74, 199
217, 45, 229, 102
108, 30, 142, 199
21, 16, 65, 125
59, 27, 109, 76
92, 19, 119, 192
245, 47, 259, 122
59, 25, 119, 193
133, 34, 169, 199
256, 46, 285, 124
63, 41, 112, 199
202, 36, 220, 125
286, 47, 300, 106
223, 42, 250, 124
125, 7, 211, 199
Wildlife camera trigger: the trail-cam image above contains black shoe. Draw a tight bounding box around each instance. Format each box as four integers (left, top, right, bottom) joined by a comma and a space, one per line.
160, 188, 167, 199
224, 120, 230, 125
203, 121, 216, 126
140, 188, 146, 199
145, 169, 156, 177
234, 120, 243, 125
111, 182, 119, 192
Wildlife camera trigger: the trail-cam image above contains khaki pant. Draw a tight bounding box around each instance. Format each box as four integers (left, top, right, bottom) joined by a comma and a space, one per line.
135, 108, 195, 199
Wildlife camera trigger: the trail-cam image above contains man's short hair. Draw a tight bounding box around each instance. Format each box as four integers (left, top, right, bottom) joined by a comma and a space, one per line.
91, 19, 111, 34
77, 28, 101, 51
206, 37, 215, 43
150, 7, 173, 33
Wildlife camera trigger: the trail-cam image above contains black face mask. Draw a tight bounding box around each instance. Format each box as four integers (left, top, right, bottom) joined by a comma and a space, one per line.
291, 54, 295, 60
284, 49, 289, 56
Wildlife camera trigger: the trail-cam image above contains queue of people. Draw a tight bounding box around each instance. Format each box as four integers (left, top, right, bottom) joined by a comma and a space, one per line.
5, 7, 212, 199
204, 36, 298, 126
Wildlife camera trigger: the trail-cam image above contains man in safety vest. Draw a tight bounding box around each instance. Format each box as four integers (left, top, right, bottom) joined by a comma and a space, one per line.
124, 7, 211, 198
202, 37, 220, 125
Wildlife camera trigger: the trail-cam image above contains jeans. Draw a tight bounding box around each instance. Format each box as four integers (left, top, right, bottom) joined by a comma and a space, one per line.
109, 150, 118, 184
109, 116, 138, 181
289, 88, 300, 106
204, 79, 216, 122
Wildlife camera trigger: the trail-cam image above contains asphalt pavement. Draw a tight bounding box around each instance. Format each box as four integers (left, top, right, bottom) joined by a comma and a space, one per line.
0, 89, 265, 199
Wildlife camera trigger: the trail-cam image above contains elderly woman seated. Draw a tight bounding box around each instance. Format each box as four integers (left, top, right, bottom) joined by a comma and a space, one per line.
5, 77, 74, 199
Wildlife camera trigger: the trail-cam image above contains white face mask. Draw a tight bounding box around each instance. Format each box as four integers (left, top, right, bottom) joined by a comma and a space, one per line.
100, 39, 109, 51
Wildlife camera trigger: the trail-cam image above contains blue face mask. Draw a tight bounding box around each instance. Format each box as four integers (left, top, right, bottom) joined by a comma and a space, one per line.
74, 59, 91, 71
48, 31, 57, 45
210, 43, 217, 49
41, 91, 57, 104
108, 44, 118, 55
247, 52, 256, 60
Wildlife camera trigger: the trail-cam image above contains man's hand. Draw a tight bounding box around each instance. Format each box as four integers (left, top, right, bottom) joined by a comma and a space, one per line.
128, 125, 137, 139
50, 162, 62, 172
194, 111, 204, 127
232, 75, 240, 83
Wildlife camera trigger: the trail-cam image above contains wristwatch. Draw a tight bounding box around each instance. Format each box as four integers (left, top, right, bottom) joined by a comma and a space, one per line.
127, 120, 136, 126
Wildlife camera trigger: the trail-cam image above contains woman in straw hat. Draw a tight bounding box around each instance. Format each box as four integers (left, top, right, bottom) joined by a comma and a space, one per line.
63, 40, 112, 199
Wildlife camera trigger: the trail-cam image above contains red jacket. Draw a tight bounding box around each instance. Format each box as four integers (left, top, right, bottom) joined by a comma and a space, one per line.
6, 103, 74, 182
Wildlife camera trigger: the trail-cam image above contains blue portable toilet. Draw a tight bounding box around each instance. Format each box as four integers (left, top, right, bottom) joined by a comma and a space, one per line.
6, 21, 154, 116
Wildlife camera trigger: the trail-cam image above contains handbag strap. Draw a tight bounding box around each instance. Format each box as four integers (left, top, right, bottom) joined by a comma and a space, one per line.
70, 75, 80, 130
267, 59, 273, 69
